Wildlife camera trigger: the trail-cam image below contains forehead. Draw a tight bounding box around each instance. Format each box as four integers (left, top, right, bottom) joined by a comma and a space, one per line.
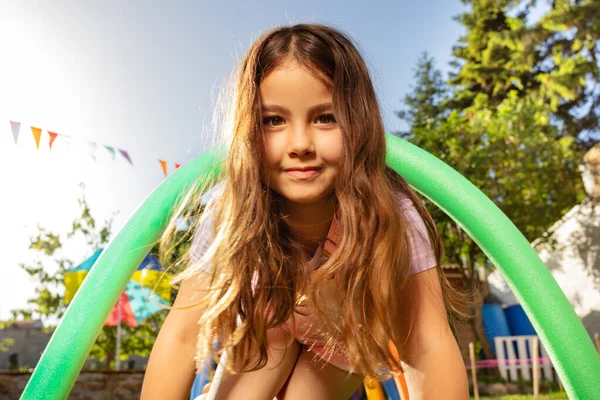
259, 62, 332, 106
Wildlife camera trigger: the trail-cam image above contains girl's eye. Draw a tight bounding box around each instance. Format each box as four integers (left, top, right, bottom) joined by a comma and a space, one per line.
263, 116, 284, 127
315, 114, 336, 125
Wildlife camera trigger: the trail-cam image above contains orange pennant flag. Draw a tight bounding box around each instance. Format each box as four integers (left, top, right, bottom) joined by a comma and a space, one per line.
174, 163, 181, 170
48, 131, 58, 150
30, 127, 42, 150
159, 160, 168, 177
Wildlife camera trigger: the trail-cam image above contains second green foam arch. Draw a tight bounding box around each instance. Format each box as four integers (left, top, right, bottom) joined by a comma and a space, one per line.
21, 134, 600, 400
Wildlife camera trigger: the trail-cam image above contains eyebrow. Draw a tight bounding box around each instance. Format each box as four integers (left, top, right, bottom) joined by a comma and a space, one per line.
261, 103, 333, 115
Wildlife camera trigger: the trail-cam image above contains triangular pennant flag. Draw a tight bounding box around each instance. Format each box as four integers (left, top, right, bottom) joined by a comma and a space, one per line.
87, 141, 98, 161
174, 163, 181, 170
60, 134, 72, 149
104, 145, 116, 160
159, 160, 168, 177
104, 292, 138, 328
48, 131, 58, 150
119, 149, 133, 165
30, 127, 42, 150
10, 121, 21, 145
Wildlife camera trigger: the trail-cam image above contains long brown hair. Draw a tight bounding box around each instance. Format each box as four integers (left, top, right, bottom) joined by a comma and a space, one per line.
164, 23, 471, 379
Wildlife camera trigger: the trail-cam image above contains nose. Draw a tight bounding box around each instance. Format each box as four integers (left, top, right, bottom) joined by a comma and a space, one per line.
288, 125, 315, 156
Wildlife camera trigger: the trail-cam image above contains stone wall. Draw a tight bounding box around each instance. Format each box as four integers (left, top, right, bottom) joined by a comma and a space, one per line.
1, 369, 561, 399
0, 370, 145, 400
0, 321, 51, 370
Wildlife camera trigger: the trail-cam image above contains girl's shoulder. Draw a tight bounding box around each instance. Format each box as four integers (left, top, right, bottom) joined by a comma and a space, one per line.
393, 189, 425, 225
189, 182, 226, 266
393, 189, 437, 275
189, 208, 215, 267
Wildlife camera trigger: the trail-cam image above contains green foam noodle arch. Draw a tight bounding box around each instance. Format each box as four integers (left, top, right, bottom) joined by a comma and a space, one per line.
20, 135, 600, 399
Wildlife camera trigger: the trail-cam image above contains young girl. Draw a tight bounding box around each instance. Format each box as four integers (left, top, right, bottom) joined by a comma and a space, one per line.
142, 23, 470, 400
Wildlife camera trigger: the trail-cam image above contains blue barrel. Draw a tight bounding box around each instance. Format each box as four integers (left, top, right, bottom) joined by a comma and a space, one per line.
504, 304, 536, 336
481, 304, 511, 356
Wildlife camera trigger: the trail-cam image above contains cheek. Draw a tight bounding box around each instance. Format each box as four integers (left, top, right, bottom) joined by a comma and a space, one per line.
262, 135, 282, 168
318, 131, 344, 164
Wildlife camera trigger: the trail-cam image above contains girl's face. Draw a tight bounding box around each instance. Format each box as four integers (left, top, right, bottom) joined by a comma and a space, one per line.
259, 62, 343, 207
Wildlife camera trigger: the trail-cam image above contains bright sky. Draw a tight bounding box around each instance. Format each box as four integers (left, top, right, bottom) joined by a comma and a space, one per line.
0, 0, 469, 320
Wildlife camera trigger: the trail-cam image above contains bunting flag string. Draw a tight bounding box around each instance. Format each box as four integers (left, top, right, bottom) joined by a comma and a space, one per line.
7, 120, 182, 177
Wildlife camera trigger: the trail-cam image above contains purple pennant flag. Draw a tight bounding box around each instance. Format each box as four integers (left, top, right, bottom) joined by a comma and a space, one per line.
10, 121, 21, 145
119, 149, 133, 165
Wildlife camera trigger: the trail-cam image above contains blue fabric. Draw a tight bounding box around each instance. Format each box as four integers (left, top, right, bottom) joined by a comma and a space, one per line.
381, 377, 401, 400
136, 253, 164, 271
69, 248, 103, 272
189, 343, 219, 400
70, 249, 168, 324
70, 250, 164, 273
125, 280, 170, 323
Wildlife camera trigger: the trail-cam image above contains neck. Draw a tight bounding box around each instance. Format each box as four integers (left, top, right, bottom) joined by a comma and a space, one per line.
281, 195, 336, 252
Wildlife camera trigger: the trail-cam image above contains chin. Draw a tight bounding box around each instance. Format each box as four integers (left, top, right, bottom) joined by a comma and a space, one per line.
284, 194, 324, 204
275, 186, 335, 205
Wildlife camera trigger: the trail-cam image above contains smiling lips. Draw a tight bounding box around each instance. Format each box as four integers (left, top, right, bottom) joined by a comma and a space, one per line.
283, 166, 322, 179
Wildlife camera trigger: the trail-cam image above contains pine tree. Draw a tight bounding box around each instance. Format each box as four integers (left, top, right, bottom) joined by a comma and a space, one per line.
397, 52, 448, 139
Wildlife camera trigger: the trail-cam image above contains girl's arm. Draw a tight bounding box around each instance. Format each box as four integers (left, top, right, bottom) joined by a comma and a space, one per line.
141, 273, 210, 400
396, 268, 469, 400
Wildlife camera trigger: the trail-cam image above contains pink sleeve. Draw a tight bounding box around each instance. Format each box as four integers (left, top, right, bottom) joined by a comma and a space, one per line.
397, 193, 437, 275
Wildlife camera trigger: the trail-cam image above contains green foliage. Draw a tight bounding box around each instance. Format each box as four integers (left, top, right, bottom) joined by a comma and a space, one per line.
472, 391, 568, 399
397, 0, 597, 359
11, 184, 105, 326
86, 312, 169, 370
9, 183, 191, 370
399, 0, 595, 279
450, 0, 600, 150
0, 338, 15, 353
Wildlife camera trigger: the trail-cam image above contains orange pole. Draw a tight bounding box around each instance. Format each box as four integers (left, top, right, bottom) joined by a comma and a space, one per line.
389, 341, 410, 400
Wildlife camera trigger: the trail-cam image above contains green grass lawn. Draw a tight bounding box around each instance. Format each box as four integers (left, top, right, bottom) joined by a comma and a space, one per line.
471, 392, 568, 400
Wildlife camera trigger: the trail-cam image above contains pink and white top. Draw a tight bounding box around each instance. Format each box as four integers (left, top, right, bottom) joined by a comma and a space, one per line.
189, 191, 437, 372
190, 191, 436, 277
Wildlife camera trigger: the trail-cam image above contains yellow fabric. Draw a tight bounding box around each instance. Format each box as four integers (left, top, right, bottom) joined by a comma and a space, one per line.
130, 270, 172, 301
363, 376, 385, 400
64, 271, 89, 305
65, 270, 171, 305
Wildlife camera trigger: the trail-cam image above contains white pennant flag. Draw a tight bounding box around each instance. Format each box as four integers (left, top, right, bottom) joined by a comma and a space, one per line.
10, 121, 21, 145
60, 134, 73, 150
87, 141, 98, 161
